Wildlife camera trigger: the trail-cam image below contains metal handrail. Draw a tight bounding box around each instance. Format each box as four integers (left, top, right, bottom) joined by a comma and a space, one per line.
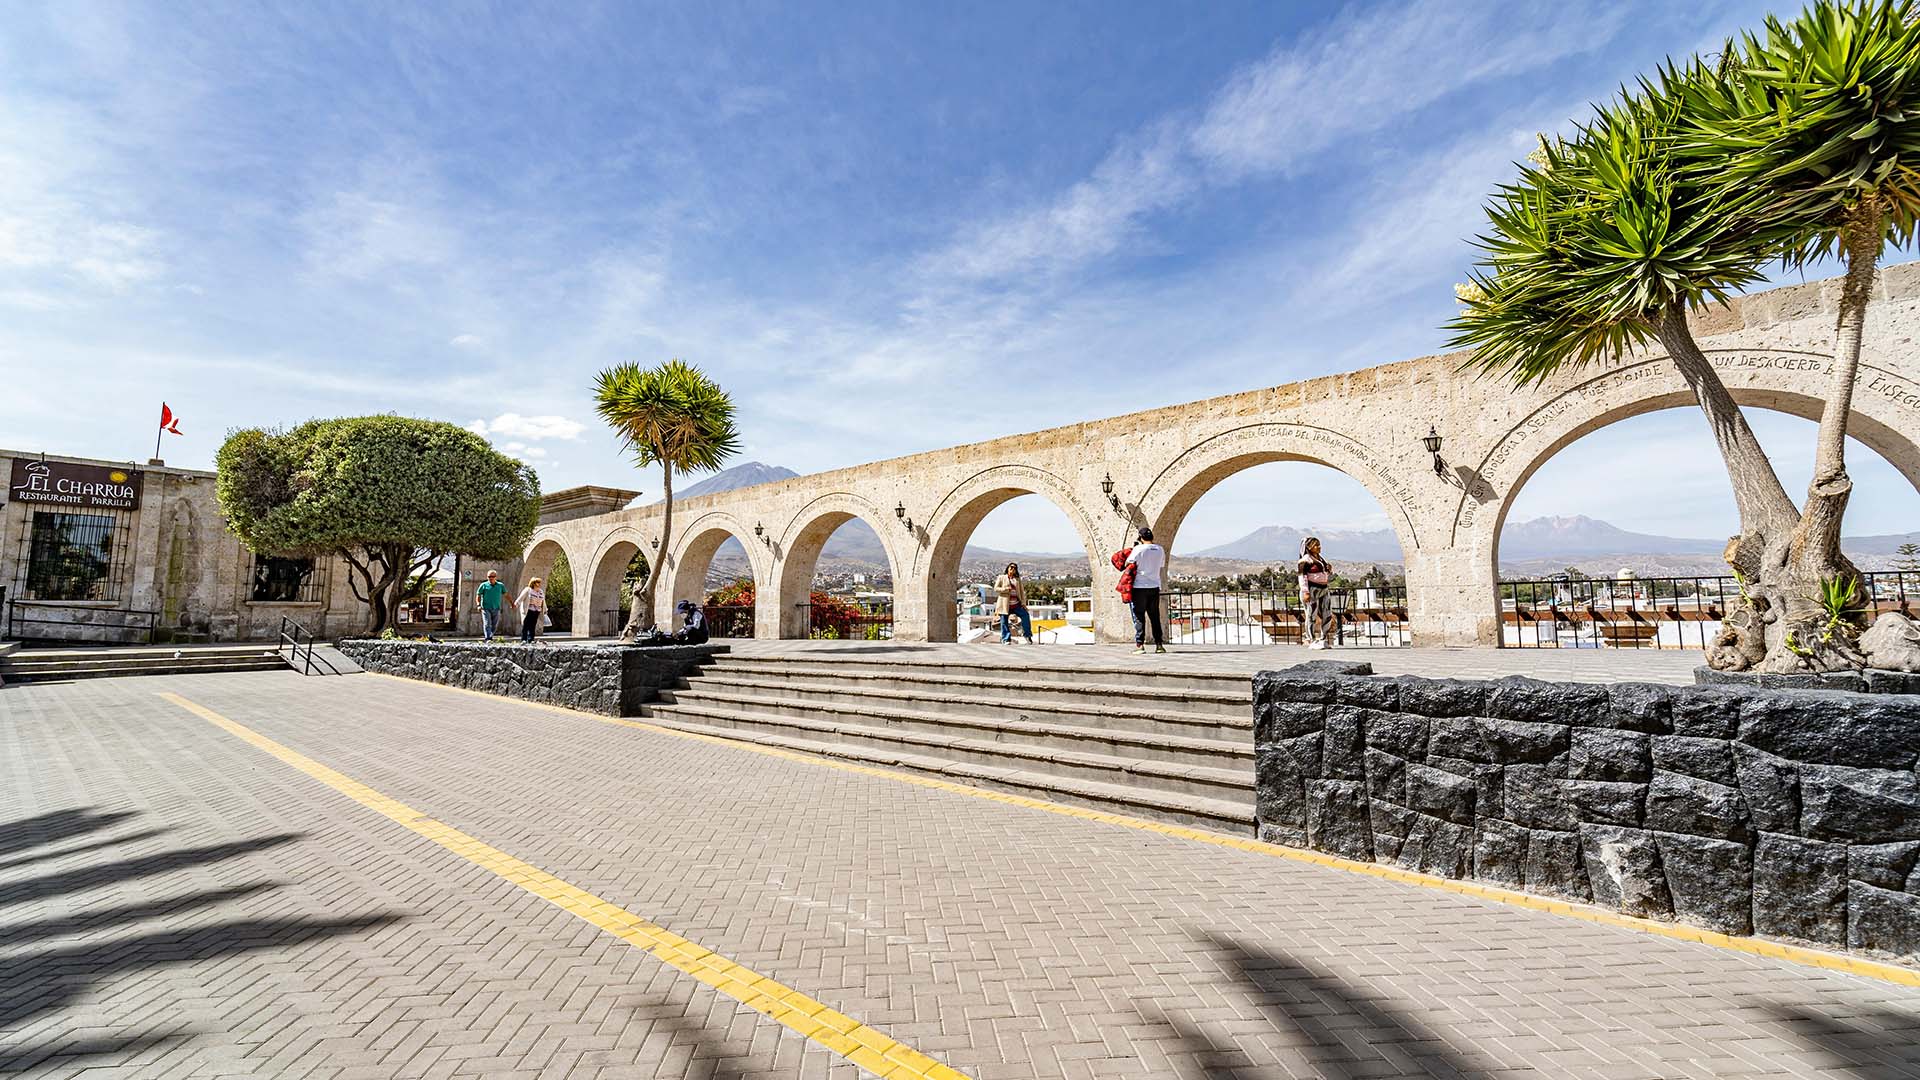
278, 615, 317, 675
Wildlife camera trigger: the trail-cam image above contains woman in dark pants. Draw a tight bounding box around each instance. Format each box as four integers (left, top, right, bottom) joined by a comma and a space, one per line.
516, 577, 547, 643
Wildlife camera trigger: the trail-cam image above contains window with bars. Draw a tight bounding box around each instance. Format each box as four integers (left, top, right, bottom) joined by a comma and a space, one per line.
25, 511, 124, 601
250, 554, 326, 603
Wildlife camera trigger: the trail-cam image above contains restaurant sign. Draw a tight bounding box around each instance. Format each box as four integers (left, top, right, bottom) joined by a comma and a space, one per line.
7, 459, 142, 510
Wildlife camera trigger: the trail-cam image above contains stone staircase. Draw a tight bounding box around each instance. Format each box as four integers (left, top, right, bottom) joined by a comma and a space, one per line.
0, 643, 291, 683
645, 652, 1257, 833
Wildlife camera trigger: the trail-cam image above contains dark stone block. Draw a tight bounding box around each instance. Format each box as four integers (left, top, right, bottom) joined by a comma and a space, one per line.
1645, 771, 1751, 842
1363, 748, 1406, 804
1362, 711, 1428, 759
1753, 833, 1847, 946
1405, 762, 1477, 825
1396, 813, 1471, 878
1474, 819, 1528, 889
1427, 755, 1504, 820
1487, 676, 1609, 727
1429, 714, 1567, 764
1864, 668, 1920, 696
1522, 828, 1590, 901
1257, 822, 1306, 848
1605, 682, 1676, 734
1848, 883, 1920, 960
1282, 660, 1375, 677
1568, 729, 1652, 783
1505, 764, 1577, 830
1579, 824, 1673, 920
1849, 841, 1920, 891
1397, 676, 1487, 718
1669, 686, 1742, 739
1254, 671, 1336, 705
1332, 674, 1398, 711
334, 640, 723, 715
1736, 690, 1920, 769
1800, 766, 1920, 842
1654, 832, 1753, 936
1651, 735, 1737, 786
1732, 745, 1801, 834
1696, 666, 1867, 693
1562, 779, 1647, 827
1254, 735, 1320, 828
1369, 800, 1412, 863
1305, 779, 1372, 861
1255, 701, 1326, 743
1321, 706, 1368, 780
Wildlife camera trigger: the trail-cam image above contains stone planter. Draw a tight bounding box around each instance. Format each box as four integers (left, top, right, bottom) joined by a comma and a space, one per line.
336, 639, 726, 716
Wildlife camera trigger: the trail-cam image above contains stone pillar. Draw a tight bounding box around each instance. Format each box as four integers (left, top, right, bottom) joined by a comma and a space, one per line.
1404, 548, 1495, 647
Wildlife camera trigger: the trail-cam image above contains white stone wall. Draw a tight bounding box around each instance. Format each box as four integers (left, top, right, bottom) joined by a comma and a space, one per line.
528, 267, 1920, 646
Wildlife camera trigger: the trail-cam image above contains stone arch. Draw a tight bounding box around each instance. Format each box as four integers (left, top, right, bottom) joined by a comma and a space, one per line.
582, 527, 653, 637
916, 465, 1105, 643
1449, 347, 1920, 643
665, 511, 768, 635
773, 494, 903, 639
1137, 423, 1423, 566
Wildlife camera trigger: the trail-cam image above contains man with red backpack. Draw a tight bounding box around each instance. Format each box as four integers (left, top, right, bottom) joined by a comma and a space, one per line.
1114, 526, 1166, 655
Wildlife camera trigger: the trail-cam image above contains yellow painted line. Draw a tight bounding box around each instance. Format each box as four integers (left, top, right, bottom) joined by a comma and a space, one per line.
366, 673, 1920, 990
154, 691, 971, 1080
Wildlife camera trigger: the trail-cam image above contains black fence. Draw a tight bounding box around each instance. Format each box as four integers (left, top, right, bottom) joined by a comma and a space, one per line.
5, 600, 157, 645
1498, 571, 1919, 649
794, 603, 893, 641
1159, 586, 1410, 647
703, 604, 757, 639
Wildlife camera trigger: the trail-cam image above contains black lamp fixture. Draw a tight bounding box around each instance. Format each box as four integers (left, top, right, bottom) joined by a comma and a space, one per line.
648, 537, 659, 551
895, 501, 913, 532
1422, 426, 1445, 476
754, 522, 771, 548
1101, 471, 1119, 512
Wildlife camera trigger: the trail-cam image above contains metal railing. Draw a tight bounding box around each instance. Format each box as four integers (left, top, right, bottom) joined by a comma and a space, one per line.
703, 604, 757, 639
1497, 571, 1919, 649
4, 600, 156, 645
794, 603, 893, 640
1158, 586, 1411, 647
278, 615, 318, 675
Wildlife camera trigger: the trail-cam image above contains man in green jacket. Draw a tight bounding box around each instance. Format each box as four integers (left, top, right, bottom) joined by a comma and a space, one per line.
475, 570, 509, 642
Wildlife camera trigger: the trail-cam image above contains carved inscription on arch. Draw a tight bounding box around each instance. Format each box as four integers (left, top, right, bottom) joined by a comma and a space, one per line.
1149, 423, 1421, 546
918, 464, 1101, 577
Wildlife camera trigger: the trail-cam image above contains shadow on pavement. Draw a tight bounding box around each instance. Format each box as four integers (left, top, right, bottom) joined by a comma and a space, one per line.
0, 882, 281, 947
1765, 1004, 1920, 1078
0, 833, 304, 908
0, 826, 173, 872
0, 808, 139, 857
0, 1032, 194, 1074
1150, 930, 1495, 1079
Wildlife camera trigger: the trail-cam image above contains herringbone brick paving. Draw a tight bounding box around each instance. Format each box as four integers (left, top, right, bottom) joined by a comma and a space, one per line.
3, 671, 1918, 1078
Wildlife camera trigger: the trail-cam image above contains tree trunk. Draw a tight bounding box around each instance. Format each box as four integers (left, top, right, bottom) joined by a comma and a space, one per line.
620, 456, 670, 638
1652, 303, 1802, 671
1760, 198, 1884, 674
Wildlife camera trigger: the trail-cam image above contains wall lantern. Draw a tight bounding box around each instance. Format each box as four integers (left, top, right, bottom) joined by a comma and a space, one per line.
648, 537, 659, 550
1422, 427, 1445, 475
1101, 472, 1120, 512
895, 501, 913, 532
754, 522, 771, 547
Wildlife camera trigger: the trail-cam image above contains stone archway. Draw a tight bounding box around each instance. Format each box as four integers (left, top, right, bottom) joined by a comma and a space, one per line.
1449, 347, 1920, 644
665, 512, 768, 637
582, 528, 652, 638
915, 465, 1105, 642
1138, 423, 1422, 566
773, 494, 903, 639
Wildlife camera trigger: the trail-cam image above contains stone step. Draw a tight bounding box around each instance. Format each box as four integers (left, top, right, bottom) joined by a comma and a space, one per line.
641, 712, 1254, 834
648, 699, 1252, 803
664, 683, 1250, 766
706, 653, 1253, 695
1, 658, 288, 682
684, 671, 1252, 739
703, 658, 1251, 718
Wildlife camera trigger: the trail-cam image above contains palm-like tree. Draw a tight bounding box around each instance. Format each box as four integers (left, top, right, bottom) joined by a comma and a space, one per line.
593, 359, 741, 636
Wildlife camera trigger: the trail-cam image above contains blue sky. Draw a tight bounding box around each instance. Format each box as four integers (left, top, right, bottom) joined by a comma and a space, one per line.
3, 0, 1915, 553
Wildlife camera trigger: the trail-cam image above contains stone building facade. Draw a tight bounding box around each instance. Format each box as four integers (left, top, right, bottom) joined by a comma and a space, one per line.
2, 451, 385, 643
518, 267, 1920, 646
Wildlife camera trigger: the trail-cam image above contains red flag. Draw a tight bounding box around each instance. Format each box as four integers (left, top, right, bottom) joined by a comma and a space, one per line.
159, 403, 182, 435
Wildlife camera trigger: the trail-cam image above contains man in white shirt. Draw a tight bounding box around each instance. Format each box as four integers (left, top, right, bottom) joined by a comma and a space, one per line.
1126, 526, 1168, 654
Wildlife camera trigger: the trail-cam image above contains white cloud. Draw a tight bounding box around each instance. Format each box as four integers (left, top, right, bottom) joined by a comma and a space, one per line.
467, 413, 585, 441
500, 441, 549, 459
448, 333, 483, 348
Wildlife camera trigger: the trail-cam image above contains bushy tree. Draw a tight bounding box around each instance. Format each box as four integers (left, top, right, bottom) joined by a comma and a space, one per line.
1452, 1, 1920, 672
594, 359, 740, 635
217, 416, 541, 633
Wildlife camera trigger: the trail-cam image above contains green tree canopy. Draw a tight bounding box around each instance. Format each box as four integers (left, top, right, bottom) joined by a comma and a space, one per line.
217, 415, 541, 633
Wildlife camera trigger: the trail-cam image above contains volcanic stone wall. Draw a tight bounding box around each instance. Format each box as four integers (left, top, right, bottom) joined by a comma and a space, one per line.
1253, 672, 1920, 960
339, 639, 724, 716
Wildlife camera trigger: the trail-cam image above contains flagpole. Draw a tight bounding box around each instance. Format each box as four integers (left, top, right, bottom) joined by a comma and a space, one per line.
154, 406, 163, 462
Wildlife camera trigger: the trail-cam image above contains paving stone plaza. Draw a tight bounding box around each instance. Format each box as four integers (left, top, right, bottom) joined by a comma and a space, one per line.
4, 646, 1920, 1079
